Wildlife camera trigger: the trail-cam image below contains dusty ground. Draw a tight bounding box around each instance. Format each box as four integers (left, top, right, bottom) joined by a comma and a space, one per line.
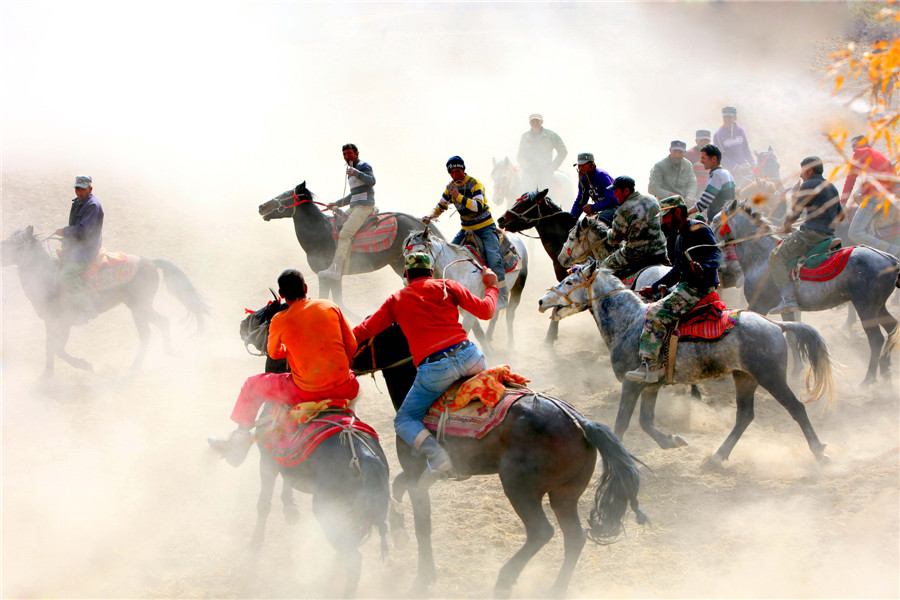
2, 175, 899, 599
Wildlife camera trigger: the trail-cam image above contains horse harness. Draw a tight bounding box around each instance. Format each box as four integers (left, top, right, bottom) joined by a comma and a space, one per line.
546, 268, 631, 311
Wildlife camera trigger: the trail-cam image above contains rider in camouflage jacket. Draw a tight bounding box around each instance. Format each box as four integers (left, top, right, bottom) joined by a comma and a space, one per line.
602, 176, 668, 279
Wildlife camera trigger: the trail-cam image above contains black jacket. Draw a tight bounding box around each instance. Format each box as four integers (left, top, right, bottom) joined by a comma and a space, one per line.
654, 219, 721, 291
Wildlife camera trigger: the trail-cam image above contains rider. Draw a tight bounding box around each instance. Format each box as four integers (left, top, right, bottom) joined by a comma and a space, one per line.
602, 175, 668, 279
648, 140, 698, 206
319, 143, 377, 282
55, 175, 104, 323
685, 129, 713, 192
626, 195, 722, 383
208, 269, 359, 466
352, 252, 498, 488
570, 152, 617, 225
423, 156, 508, 308
768, 156, 845, 314
841, 134, 895, 208
713, 106, 755, 175
517, 113, 567, 191
690, 144, 740, 284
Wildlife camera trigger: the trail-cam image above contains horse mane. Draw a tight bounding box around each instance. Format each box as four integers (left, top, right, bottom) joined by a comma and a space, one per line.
737, 201, 776, 234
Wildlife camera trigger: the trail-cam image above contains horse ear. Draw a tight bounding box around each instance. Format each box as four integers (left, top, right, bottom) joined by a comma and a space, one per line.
270, 288, 279, 302
25, 225, 34, 237
537, 188, 549, 200
294, 181, 306, 195
492, 157, 498, 167
768, 145, 773, 153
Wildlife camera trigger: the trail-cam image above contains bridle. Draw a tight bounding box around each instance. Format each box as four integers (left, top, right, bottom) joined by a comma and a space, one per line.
263, 191, 332, 217
564, 221, 609, 264
353, 334, 413, 376
544, 268, 630, 311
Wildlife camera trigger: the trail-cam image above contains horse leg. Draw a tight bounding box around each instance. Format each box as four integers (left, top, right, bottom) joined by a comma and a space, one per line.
546, 466, 593, 597
146, 307, 175, 355
876, 304, 898, 380
486, 311, 499, 343
505, 279, 522, 348
280, 475, 300, 525
48, 323, 92, 373
406, 481, 437, 591
494, 483, 554, 598
690, 384, 703, 400
463, 313, 491, 353
251, 450, 279, 551
544, 320, 559, 345
638, 387, 689, 449
613, 380, 643, 440
708, 371, 757, 466
389, 470, 410, 549
844, 303, 857, 329
782, 311, 803, 376
756, 371, 828, 463
129, 310, 152, 371
855, 304, 885, 386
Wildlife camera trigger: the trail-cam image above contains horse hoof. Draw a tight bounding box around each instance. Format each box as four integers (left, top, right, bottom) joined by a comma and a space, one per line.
672, 435, 689, 448
493, 585, 512, 600
701, 454, 725, 471
283, 505, 301, 525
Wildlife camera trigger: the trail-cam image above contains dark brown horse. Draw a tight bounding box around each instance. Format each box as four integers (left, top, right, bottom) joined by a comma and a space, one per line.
258, 182, 440, 308
353, 324, 647, 598
2, 226, 210, 374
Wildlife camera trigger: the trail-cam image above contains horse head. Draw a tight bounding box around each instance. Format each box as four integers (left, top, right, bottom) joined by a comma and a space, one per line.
259, 182, 312, 221
2, 226, 40, 267
239, 289, 288, 355
713, 200, 772, 246
558, 216, 611, 268
352, 323, 411, 374
497, 189, 550, 232
754, 146, 781, 181
402, 227, 435, 261
538, 259, 601, 320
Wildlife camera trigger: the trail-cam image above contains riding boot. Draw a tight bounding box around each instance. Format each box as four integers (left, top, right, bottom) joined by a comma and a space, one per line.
769, 283, 800, 315
317, 262, 343, 281
415, 434, 453, 489
208, 427, 254, 467
625, 360, 664, 383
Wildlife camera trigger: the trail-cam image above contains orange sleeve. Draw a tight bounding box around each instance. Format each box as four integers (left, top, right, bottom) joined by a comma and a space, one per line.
267, 313, 287, 359
337, 307, 358, 361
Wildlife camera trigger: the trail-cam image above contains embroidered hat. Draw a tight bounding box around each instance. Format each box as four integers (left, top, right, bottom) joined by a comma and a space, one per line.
722, 106, 737, 117
404, 252, 433, 271
658, 195, 687, 213
573, 152, 595, 166
74, 175, 92, 189
851, 134, 868, 148
695, 129, 712, 140
446, 156, 465, 172
670, 140, 687, 152
529, 113, 543, 122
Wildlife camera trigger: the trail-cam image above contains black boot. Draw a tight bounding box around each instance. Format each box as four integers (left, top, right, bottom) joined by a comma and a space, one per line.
208, 427, 254, 467
416, 435, 453, 489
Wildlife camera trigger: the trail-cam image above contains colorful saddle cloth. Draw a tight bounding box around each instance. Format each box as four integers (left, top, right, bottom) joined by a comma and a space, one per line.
461, 230, 520, 273
790, 246, 853, 282
673, 291, 740, 341
83, 250, 140, 293
262, 404, 378, 468
330, 212, 398, 253
422, 366, 531, 439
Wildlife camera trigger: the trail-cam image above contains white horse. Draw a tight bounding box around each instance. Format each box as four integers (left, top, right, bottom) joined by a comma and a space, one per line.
491, 156, 574, 209
403, 227, 528, 348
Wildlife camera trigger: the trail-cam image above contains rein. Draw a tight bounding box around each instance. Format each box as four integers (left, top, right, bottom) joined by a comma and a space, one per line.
545, 269, 631, 311
565, 228, 609, 264
267, 193, 332, 216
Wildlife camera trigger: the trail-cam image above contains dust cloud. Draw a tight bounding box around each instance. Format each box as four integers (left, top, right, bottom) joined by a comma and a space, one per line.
2, 2, 898, 599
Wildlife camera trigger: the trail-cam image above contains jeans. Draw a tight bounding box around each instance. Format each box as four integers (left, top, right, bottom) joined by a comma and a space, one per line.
452, 223, 505, 282
394, 340, 486, 448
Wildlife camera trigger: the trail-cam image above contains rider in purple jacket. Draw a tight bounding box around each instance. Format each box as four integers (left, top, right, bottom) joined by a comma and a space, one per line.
713, 106, 755, 172
570, 152, 618, 224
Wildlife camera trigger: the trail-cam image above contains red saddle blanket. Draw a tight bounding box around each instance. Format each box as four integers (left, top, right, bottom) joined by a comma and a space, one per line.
671, 291, 739, 341
83, 250, 140, 293
423, 390, 527, 439
330, 213, 398, 253
790, 247, 854, 282
262, 405, 378, 468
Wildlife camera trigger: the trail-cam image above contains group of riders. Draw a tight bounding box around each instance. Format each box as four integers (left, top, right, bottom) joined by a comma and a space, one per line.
54, 106, 898, 484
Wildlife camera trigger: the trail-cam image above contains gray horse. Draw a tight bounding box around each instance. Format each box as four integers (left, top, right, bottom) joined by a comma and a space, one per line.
712, 200, 900, 385
538, 260, 834, 466
2, 226, 210, 374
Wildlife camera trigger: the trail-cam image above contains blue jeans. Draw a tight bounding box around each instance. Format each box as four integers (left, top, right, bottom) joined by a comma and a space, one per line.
394, 340, 486, 448
452, 224, 506, 282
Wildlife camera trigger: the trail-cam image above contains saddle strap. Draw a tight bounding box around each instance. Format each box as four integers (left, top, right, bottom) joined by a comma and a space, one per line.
665, 330, 679, 384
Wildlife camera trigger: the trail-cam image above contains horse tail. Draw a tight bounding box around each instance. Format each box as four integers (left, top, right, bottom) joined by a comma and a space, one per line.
778, 321, 835, 407
151, 259, 212, 333
885, 320, 900, 356
579, 419, 649, 543
351, 439, 390, 559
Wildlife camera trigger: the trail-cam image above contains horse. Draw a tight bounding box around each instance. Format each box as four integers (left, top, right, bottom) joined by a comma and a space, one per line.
1, 226, 210, 375
491, 156, 574, 209
402, 227, 528, 348
712, 200, 900, 385
237, 299, 390, 598
538, 260, 835, 466
496, 189, 575, 344
258, 182, 437, 308
352, 323, 647, 598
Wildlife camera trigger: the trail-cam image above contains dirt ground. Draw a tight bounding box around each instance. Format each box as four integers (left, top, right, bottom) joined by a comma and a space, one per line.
2, 175, 899, 599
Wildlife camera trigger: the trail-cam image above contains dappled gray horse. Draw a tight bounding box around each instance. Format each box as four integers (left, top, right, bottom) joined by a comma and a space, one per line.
403, 227, 528, 347
538, 260, 834, 466
712, 200, 900, 385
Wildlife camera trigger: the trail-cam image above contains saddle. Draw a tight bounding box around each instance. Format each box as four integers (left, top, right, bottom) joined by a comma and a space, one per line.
460, 230, 520, 273
261, 404, 378, 468
58, 249, 140, 293
328, 209, 398, 253
422, 365, 530, 440
656, 292, 741, 384
616, 254, 669, 289
783, 239, 853, 282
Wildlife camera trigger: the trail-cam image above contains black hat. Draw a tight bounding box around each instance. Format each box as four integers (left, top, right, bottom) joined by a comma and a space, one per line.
607, 175, 636, 192
446, 156, 465, 171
